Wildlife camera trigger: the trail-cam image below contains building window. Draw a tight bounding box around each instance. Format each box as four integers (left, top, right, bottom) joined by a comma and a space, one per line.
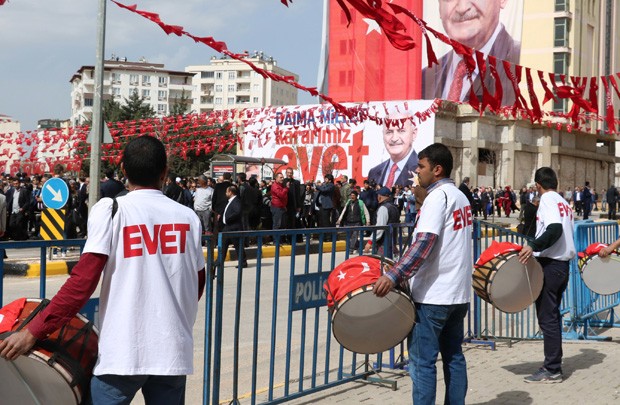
555, 0, 568, 12
553, 98, 567, 113
112, 87, 121, 97
228, 71, 236, 79
201, 71, 214, 79
554, 18, 569, 47
142, 89, 150, 99
253, 83, 260, 91
553, 53, 569, 75
216, 72, 223, 79
157, 104, 167, 114
84, 98, 94, 107
142, 75, 151, 85
227, 97, 235, 104
129, 74, 139, 85
158, 76, 167, 86
215, 85, 223, 92
111, 72, 121, 83
253, 97, 259, 103
228, 84, 235, 92
158, 90, 167, 101
215, 97, 222, 105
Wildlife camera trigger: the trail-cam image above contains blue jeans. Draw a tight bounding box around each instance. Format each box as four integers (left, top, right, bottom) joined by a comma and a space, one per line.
409, 303, 468, 405
90, 374, 186, 405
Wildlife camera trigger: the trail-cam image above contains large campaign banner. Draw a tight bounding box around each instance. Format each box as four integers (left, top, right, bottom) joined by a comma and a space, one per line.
243, 100, 438, 186
327, 1, 524, 107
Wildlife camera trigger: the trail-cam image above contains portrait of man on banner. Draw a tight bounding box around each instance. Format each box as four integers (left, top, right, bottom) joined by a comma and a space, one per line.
364, 102, 435, 188
422, 0, 523, 106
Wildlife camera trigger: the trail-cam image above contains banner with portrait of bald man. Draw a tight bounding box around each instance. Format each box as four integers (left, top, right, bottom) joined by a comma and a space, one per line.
422, 0, 524, 106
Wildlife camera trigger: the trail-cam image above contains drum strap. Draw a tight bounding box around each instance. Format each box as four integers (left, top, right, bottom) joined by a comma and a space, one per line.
0, 299, 50, 340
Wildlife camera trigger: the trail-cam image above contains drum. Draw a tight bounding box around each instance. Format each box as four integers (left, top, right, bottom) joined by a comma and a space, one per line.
324, 255, 415, 354
0, 298, 99, 405
578, 252, 620, 295
473, 252, 544, 313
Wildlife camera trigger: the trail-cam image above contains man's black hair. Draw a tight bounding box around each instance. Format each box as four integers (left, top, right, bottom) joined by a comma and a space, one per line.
324, 173, 334, 182
418, 143, 453, 178
105, 169, 115, 179
534, 167, 558, 190
121, 135, 167, 187
227, 185, 239, 196
237, 172, 247, 182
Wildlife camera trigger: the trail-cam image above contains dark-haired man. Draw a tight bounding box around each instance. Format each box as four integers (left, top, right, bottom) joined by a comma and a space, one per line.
100, 168, 125, 199
374, 143, 472, 404
518, 167, 575, 383
219, 185, 248, 268
0, 135, 206, 404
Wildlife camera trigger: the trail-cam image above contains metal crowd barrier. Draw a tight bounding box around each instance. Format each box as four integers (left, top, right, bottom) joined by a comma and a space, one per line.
204, 224, 411, 405
472, 219, 620, 344
3, 218, 619, 404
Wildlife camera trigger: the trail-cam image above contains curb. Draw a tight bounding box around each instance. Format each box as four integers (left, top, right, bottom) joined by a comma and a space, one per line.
4, 241, 349, 277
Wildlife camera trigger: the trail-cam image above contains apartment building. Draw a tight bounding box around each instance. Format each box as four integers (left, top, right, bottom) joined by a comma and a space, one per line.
70, 57, 194, 126
186, 52, 298, 114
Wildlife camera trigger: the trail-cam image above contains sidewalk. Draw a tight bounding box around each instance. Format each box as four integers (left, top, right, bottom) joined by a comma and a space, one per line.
285, 327, 620, 404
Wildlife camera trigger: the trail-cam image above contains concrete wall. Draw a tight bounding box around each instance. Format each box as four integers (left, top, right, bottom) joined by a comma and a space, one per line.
434, 104, 618, 191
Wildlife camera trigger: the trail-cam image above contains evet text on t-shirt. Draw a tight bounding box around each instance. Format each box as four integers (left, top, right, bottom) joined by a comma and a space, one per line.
557, 202, 573, 219
453, 205, 473, 230
123, 223, 191, 257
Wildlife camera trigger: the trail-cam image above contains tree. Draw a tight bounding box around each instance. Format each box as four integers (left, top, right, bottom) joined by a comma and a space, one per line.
120, 92, 156, 121
169, 90, 192, 117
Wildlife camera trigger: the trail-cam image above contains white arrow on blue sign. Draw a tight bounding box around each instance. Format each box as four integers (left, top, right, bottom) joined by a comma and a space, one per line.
41, 178, 70, 210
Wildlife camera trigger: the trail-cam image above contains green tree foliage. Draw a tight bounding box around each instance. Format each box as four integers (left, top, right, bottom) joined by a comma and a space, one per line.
120, 92, 156, 121
169, 90, 192, 117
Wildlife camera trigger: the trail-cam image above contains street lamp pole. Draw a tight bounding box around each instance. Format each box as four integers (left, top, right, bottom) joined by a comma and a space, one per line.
88, 0, 107, 212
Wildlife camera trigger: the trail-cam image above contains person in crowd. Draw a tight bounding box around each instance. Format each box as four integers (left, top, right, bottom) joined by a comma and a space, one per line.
458, 177, 474, 207
6, 176, 30, 241
472, 187, 481, 218
339, 175, 351, 210
607, 185, 619, 220
245, 177, 263, 231
100, 168, 125, 199
480, 187, 491, 220
212, 172, 233, 232
219, 185, 248, 268
0, 135, 206, 403
193, 175, 214, 234
360, 180, 378, 225
302, 182, 316, 229
582, 181, 592, 219
316, 174, 336, 240
179, 179, 194, 209
283, 167, 303, 243
337, 190, 370, 254
518, 167, 575, 383
270, 172, 288, 237
363, 187, 400, 256
517, 196, 540, 238
374, 143, 472, 404
601, 188, 607, 213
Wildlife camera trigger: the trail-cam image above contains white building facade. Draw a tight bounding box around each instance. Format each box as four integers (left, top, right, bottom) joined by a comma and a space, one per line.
186, 52, 298, 114
70, 58, 194, 126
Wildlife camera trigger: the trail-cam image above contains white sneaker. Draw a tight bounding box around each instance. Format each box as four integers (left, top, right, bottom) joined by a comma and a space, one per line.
61, 252, 67, 258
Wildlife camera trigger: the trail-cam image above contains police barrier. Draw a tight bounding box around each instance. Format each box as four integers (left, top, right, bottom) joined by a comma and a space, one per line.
205, 224, 410, 405
3, 218, 619, 404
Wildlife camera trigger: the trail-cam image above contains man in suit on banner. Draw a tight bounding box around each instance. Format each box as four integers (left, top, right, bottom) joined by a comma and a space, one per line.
422, 0, 521, 106
367, 114, 418, 189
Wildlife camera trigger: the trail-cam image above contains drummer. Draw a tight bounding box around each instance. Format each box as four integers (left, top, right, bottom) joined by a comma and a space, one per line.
374, 143, 472, 405
0, 136, 206, 404
517, 167, 575, 383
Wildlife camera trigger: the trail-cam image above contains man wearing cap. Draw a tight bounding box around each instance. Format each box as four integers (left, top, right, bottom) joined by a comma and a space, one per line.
337, 190, 370, 254
364, 186, 400, 255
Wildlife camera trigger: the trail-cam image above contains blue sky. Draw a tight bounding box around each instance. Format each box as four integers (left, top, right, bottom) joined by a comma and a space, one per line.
0, 0, 323, 131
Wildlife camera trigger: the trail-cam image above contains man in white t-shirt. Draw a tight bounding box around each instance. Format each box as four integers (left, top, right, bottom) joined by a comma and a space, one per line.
374, 143, 472, 404
0, 136, 206, 404
518, 167, 575, 383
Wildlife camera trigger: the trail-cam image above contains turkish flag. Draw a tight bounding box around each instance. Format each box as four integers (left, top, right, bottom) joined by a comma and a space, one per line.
324, 256, 388, 308
327, 0, 422, 102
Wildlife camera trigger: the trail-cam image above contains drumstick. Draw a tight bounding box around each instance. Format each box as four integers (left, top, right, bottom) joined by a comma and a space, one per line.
6, 360, 42, 405
383, 293, 417, 323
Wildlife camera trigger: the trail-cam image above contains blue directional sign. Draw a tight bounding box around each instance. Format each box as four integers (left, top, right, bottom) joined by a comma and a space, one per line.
41, 177, 69, 209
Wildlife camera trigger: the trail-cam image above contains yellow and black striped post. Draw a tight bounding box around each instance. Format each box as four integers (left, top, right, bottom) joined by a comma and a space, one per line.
40, 208, 66, 240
